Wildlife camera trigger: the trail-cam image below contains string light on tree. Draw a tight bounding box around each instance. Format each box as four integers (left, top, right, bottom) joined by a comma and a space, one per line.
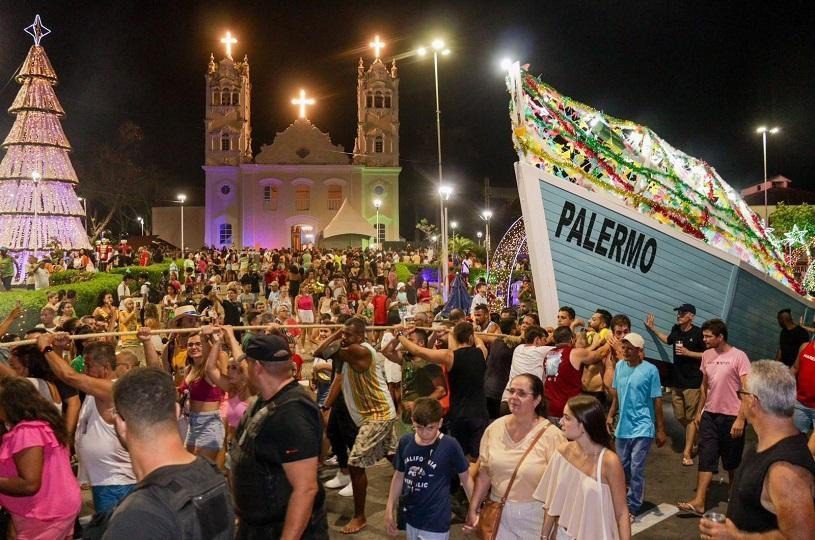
291, 89, 315, 120
0, 15, 90, 282
783, 224, 808, 248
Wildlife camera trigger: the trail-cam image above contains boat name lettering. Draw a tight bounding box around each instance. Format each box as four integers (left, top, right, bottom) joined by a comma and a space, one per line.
555, 201, 657, 274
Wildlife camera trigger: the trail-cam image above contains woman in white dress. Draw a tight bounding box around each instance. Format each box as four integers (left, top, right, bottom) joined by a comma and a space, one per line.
535, 395, 630, 539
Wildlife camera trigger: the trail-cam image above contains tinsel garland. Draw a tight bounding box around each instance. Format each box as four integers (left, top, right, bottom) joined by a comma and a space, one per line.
510, 70, 804, 295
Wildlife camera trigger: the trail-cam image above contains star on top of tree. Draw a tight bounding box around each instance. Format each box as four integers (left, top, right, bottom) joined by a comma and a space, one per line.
783, 224, 808, 248
25, 14, 51, 46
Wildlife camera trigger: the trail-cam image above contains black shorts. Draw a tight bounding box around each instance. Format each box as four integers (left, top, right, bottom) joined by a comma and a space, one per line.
698, 412, 745, 473
448, 416, 489, 459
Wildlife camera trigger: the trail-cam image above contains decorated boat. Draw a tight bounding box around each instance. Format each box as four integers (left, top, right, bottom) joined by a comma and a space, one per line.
506, 63, 814, 361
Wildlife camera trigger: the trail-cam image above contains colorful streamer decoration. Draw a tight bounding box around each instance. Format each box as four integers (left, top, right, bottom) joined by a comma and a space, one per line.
507, 67, 806, 296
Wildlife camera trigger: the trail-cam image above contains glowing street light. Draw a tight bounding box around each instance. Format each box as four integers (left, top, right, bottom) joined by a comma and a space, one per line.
756, 126, 781, 221
500, 58, 513, 71
476, 230, 483, 246
32, 171, 41, 251
481, 209, 493, 281
373, 198, 382, 247
136, 216, 144, 236
176, 194, 187, 255
418, 37, 452, 299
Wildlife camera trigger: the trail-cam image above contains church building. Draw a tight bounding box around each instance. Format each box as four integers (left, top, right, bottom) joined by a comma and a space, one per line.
203, 35, 400, 250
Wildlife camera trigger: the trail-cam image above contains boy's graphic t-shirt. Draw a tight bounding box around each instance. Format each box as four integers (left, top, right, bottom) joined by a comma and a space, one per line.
393, 433, 469, 533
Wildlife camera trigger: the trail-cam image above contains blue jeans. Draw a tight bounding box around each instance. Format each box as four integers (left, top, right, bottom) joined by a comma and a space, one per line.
793, 401, 815, 433
616, 436, 652, 515
92, 484, 136, 513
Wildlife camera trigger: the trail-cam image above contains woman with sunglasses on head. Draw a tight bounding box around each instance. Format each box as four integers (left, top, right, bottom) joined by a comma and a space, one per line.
535, 395, 630, 539
465, 373, 566, 539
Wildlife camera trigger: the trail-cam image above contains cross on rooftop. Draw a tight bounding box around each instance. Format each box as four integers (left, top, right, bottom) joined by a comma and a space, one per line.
291, 89, 315, 119
220, 31, 237, 59
370, 35, 385, 59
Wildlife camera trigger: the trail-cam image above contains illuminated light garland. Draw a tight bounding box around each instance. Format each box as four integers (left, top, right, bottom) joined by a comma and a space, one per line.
488, 217, 529, 309
508, 69, 806, 296
0, 15, 90, 283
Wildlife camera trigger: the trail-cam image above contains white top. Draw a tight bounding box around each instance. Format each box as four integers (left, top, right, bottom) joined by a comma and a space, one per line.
502, 345, 554, 401
76, 395, 135, 486
26, 378, 61, 410
534, 449, 618, 540
380, 332, 402, 384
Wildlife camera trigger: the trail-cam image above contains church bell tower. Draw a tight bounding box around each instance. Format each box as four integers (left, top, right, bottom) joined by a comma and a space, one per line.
353, 36, 399, 167
205, 32, 252, 166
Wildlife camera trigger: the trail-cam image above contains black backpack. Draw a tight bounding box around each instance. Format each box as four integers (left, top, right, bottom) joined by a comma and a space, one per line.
82, 459, 234, 539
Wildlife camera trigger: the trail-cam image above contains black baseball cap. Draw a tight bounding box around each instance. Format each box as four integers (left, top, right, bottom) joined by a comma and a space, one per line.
673, 303, 696, 314
245, 334, 291, 363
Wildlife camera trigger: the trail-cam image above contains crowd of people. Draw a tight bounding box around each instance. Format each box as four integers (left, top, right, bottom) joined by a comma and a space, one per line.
0, 244, 813, 539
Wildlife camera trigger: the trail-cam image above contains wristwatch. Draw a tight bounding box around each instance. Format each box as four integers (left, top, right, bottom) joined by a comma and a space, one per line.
40, 345, 55, 355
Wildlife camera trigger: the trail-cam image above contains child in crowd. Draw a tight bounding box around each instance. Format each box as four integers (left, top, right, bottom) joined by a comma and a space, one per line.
385, 398, 472, 539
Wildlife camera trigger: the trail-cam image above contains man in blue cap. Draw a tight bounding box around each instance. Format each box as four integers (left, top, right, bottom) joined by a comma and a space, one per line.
230, 332, 328, 539
645, 303, 705, 466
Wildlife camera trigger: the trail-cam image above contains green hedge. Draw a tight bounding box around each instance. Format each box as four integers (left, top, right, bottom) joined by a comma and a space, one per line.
0, 271, 122, 334
109, 262, 173, 286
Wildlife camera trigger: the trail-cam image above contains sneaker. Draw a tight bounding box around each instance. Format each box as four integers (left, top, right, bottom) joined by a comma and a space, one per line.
324, 472, 351, 489
338, 481, 354, 497
323, 455, 339, 467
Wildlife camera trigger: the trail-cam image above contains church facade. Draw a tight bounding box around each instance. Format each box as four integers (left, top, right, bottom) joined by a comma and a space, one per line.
202, 44, 401, 250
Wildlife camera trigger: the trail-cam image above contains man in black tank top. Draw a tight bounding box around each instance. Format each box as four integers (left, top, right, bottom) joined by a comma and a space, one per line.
396, 322, 489, 464
700, 360, 815, 539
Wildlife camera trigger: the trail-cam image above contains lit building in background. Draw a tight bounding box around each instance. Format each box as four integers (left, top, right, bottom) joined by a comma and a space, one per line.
201, 33, 401, 250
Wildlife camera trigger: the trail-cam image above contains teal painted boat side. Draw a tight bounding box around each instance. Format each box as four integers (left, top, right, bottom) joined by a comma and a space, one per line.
538, 179, 811, 362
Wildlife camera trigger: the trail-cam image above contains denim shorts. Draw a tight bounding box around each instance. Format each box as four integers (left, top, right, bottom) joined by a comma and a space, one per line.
185, 410, 226, 450
92, 484, 136, 513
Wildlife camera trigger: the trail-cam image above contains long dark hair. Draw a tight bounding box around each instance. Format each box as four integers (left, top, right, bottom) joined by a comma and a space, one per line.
0, 377, 69, 446
514, 373, 547, 417
566, 395, 613, 450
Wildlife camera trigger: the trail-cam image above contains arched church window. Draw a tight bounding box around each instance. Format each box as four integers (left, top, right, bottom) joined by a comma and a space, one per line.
366, 91, 374, 108
374, 91, 384, 108
374, 136, 384, 153
221, 91, 231, 106
232, 91, 239, 105
212, 89, 220, 106
219, 223, 233, 245
263, 185, 279, 210
295, 186, 310, 211
327, 185, 342, 210
221, 133, 231, 151
384, 92, 392, 108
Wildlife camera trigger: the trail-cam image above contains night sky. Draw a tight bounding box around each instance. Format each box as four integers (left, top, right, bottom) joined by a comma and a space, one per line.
1, 1, 812, 239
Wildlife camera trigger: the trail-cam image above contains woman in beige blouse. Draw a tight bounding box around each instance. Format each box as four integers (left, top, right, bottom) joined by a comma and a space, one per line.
535, 395, 630, 539
465, 373, 566, 539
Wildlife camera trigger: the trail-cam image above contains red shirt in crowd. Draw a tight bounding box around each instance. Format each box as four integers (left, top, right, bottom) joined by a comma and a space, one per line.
372, 294, 388, 325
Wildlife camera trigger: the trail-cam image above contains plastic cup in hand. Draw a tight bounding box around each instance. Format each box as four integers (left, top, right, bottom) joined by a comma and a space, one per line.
703, 511, 725, 524
675, 340, 683, 354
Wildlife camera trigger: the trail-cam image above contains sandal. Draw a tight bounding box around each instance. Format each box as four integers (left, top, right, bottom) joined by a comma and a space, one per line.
676, 501, 704, 516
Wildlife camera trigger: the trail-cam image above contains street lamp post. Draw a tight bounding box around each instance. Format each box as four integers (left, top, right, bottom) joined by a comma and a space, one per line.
481, 210, 493, 281
373, 198, 382, 249
476, 231, 483, 246
137, 216, 144, 236
32, 171, 40, 253
438, 184, 453, 298
756, 126, 780, 222
419, 38, 451, 300
176, 194, 187, 256
77, 197, 88, 236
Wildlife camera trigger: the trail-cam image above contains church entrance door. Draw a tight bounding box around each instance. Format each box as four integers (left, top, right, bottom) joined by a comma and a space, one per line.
291, 226, 302, 251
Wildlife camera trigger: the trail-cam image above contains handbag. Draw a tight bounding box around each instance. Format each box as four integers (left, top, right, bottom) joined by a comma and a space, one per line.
476, 423, 549, 540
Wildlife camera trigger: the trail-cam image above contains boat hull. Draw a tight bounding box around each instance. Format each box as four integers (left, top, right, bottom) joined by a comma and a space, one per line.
516, 161, 814, 362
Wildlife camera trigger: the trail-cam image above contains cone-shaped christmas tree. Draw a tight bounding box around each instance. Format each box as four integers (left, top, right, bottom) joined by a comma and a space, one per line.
0, 15, 89, 282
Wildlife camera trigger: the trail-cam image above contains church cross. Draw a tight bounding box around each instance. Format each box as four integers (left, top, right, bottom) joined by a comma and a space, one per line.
291, 89, 315, 119
220, 31, 237, 59
370, 35, 385, 59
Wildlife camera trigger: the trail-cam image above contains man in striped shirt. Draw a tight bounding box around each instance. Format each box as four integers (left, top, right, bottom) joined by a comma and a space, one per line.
318, 316, 397, 534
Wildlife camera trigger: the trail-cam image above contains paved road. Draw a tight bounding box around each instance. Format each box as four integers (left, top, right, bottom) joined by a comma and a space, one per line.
322, 396, 744, 539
